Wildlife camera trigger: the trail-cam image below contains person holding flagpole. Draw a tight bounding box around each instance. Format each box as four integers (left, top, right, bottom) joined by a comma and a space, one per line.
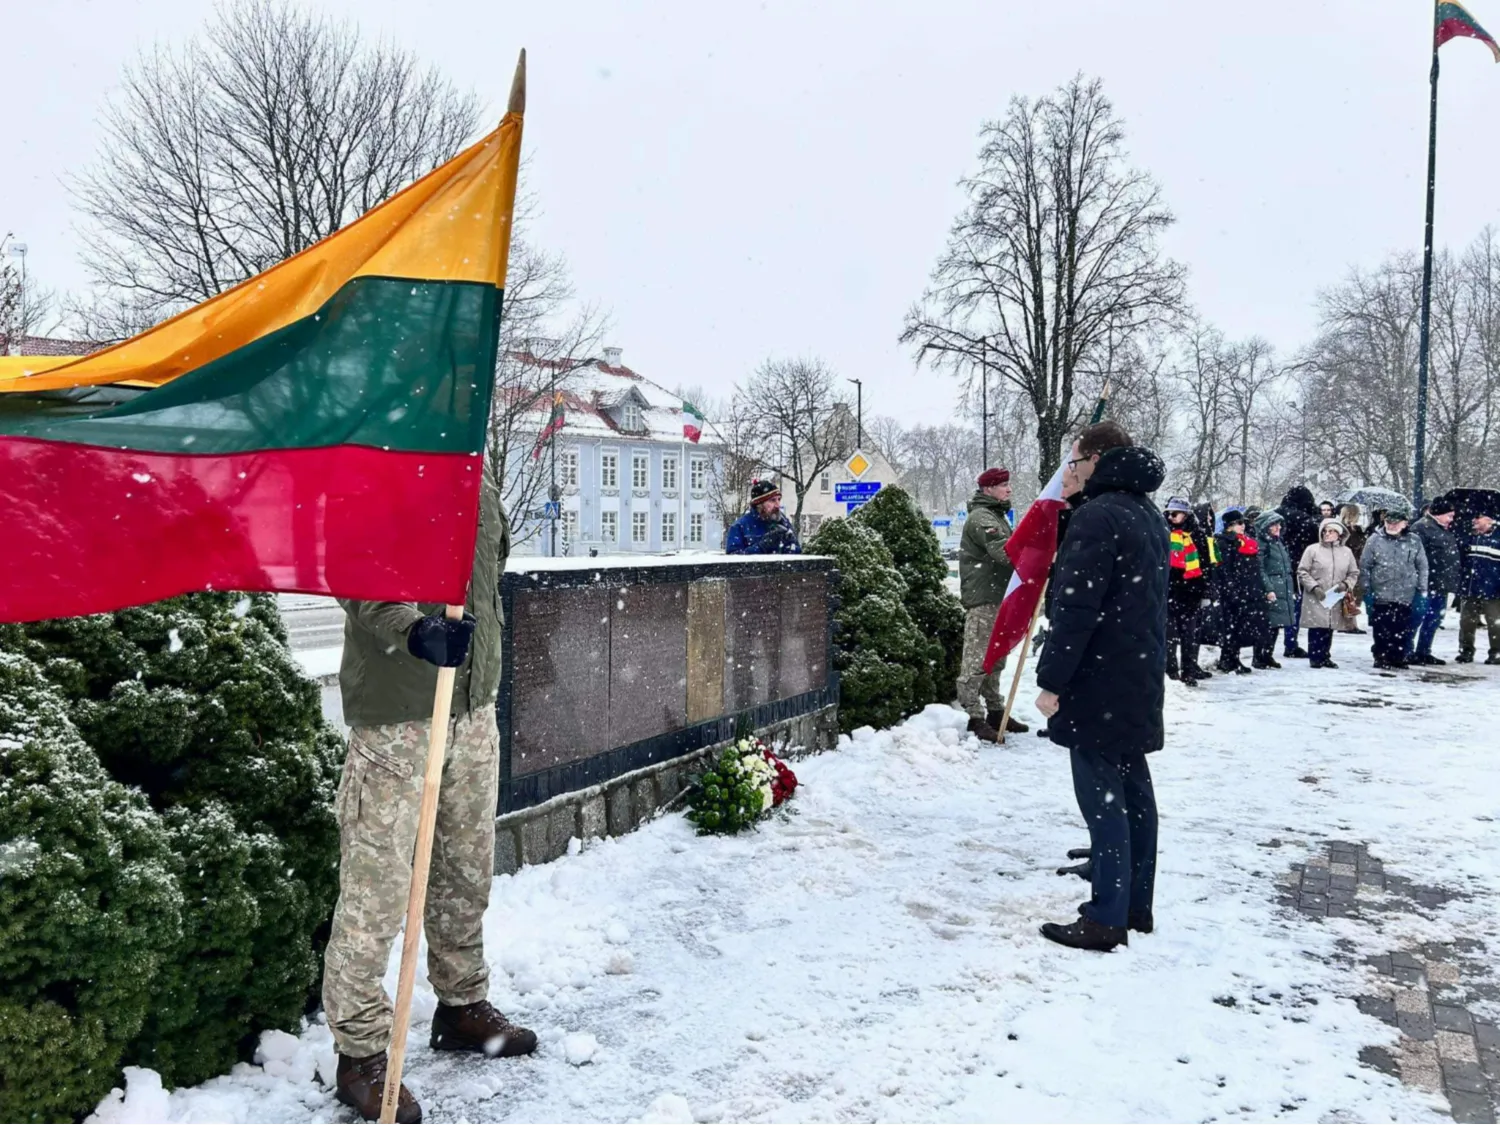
1032, 420, 1170, 952
956, 467, 1029, 741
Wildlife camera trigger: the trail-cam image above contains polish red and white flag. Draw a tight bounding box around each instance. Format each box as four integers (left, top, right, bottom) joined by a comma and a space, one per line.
982, 461, 1069, 673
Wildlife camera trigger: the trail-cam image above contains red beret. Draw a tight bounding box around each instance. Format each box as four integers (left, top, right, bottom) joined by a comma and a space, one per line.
977, 468, 1010, 488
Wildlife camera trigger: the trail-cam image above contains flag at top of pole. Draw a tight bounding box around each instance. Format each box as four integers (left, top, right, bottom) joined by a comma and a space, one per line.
1412, 0, 1496, 508
1436, 1, 1500, 59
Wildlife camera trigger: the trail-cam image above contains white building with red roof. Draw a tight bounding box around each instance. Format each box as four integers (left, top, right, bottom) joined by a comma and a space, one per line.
509, 346, 725, 556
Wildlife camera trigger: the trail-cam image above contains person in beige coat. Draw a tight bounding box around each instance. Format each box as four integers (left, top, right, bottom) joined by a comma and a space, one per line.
1298, 517, 1361, 669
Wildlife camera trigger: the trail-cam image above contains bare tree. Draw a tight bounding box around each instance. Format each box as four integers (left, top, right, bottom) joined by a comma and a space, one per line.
1170, 322, 1238, 502
864, 414, 909, 475
900, 424, 983, 516
1223, 336, 1283, 502
72, 0, 480, 323
0, 235, 62, 350
902, 75, 1185, 483
734, 357, 854, 532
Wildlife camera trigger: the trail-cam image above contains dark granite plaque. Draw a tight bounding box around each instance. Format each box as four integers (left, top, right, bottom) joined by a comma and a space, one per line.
510, 585, 611, 777
723, 576, 781, 711
777, 571, 828, 698
609, 581, 689, 747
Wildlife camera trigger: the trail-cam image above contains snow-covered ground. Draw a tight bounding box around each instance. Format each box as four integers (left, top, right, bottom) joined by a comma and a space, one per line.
91, 625, 1498, 1124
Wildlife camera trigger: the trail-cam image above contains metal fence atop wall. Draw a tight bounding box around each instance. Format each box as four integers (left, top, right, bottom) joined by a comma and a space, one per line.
496, 556, 838, 814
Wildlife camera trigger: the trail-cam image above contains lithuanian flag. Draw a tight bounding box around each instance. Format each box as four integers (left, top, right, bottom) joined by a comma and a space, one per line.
0, 57, 527, 623
1437, 1, 1500, 60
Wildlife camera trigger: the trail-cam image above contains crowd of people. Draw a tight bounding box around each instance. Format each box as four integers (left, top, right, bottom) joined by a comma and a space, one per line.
1163, 486, 1500, 679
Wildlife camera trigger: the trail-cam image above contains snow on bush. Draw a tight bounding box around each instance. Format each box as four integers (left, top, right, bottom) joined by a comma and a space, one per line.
0, 651, 182, 1123
852, 484, 964, 705
2, 594, 343, 1088
806, 518, 933, 731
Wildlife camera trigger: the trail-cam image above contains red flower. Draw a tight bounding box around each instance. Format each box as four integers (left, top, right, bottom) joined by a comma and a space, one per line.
763, 748, 798, 806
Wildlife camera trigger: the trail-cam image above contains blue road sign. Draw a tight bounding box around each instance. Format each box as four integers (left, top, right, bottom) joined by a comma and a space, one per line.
932, 518, 952, 528
834, 481, 882, 502
543, 501, 561, 518
845, 499, 871, 514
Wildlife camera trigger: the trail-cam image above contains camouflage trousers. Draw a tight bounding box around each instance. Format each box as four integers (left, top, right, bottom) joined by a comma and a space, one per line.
323, 709, 500, 1058
956, 603, 1006, 719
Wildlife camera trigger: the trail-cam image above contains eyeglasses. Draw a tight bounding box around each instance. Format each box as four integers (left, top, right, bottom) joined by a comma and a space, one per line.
1066, 456, 1093, 469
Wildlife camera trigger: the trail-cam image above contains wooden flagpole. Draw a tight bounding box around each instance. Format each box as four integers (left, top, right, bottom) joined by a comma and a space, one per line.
998, 578, 1048, 744
381, 48, 527, 1125
380, 605, 462, 1123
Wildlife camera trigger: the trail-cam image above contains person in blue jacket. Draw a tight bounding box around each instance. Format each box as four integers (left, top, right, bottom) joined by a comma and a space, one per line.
725, 480, 802, 555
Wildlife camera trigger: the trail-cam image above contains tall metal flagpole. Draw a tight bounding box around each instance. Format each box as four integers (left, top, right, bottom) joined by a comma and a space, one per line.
1413, 28, 1441, 509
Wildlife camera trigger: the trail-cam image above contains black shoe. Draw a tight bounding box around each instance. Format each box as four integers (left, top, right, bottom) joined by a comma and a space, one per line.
967, 715, 1000, 743
1186, 665, 1213, 679
1235, 664, 1253, 675
1077, 902, 1152, 934
1284, 647, 1309, 659
1057, 860, 1093, 880
1181, 674, 1201, 688
1456, 653, 1474, 664
1413, 654, 1445, 666
1167, 666, 1180, 681
1311, 660, 1339, 669
1041, 916, 1127, 951
1252, 657, 1282, 670
1487, 654, 1500, 666
1349, 627, 1368, 635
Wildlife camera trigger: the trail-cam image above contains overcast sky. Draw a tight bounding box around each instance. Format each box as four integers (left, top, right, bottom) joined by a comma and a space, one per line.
6, 0, 1499, 427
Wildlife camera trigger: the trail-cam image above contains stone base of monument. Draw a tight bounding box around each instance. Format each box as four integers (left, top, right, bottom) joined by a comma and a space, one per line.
493, 702, 839, 874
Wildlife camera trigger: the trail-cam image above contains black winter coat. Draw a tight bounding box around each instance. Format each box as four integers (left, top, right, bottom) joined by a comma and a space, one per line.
1167, 514, 1213, 609
1036, 446, 1169, 760
1214, 531, 1270, 646
1411, 515, 1462, 594
1280, 486, 1322, 571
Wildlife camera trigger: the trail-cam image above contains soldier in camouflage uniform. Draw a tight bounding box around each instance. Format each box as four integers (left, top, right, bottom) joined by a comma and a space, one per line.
324, 461, 535, 1123
957, 467, 1029, 742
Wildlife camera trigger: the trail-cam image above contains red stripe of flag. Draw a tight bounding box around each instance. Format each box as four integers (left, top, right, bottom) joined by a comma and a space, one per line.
982, 462, 1069, 673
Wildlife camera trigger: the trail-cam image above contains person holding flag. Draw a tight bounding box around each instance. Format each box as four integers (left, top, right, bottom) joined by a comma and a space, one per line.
1030, 421, 1170, 952
956, 467, 1029, 741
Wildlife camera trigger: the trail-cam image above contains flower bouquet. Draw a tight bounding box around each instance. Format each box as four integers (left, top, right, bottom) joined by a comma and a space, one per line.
686, 736, 798, 836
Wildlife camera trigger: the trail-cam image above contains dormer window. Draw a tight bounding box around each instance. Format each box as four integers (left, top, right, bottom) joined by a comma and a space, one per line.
621, 402, 643, 431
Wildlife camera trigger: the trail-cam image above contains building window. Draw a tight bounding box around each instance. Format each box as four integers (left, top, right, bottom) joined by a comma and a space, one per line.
662, 455, 678, 491
820, 471, 831, 493
560, 449, 579, 488
689, 512, 705, 544
600, 510, 618, 543
690, 456, 707, 491
661, 511, 677, 544
807, 514, 825, 534
622, 402, 643, 431
561, 510, 579, 550
601, 451, 618, 489
632, 452, 650, 491
631, 510, 649, 544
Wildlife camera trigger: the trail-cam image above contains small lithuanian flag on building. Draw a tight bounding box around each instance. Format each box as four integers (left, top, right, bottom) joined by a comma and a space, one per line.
0, 58, 527, 623
1437, 0, 1500, 60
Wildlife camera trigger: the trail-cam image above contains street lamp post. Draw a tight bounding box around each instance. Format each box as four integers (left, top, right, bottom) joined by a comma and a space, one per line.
846, 377, 863, 449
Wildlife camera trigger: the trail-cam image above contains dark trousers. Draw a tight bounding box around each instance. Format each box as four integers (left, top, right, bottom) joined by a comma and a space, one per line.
1308, 627, 1334, 666
1070, 747, 1158, 929
1166, 602, 1199, 675
1407, 594, 1445, 659
1371, 601, 1412, 666
1283, 594, 1304, 652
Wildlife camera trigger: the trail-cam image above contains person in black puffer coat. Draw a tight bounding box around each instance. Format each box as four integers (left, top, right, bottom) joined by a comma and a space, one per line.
1213, 508, 1269, 673
1035, 422, 1168, 953
1191, 502, 1221, 651
1278, 486, 1322, 657
1164, 496, 1213, 685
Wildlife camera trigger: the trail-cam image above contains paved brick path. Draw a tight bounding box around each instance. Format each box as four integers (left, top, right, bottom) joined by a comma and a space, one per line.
1279, 840, 1500, 1123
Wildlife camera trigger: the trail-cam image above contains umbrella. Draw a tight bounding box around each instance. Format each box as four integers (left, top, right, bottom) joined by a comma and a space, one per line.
1439, 487, 1500, 521
1335, 486, 1411, 513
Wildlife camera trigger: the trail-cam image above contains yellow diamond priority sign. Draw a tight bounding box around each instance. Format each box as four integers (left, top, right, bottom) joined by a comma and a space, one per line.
845, 449, 872, 480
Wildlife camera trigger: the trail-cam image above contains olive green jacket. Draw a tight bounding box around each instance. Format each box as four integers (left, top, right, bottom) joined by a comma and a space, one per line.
338, 460, 509, 728
958, 491, 1015, 608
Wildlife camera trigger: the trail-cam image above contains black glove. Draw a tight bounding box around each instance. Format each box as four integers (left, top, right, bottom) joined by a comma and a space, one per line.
760, 525, 789, 552
406, 612, 477, 668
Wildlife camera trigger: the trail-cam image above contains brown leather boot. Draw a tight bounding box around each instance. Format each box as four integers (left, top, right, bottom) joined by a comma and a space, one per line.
335, 1051, 421, 1123
987, 710, 1030, 735
429, 1000, 539, 1057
